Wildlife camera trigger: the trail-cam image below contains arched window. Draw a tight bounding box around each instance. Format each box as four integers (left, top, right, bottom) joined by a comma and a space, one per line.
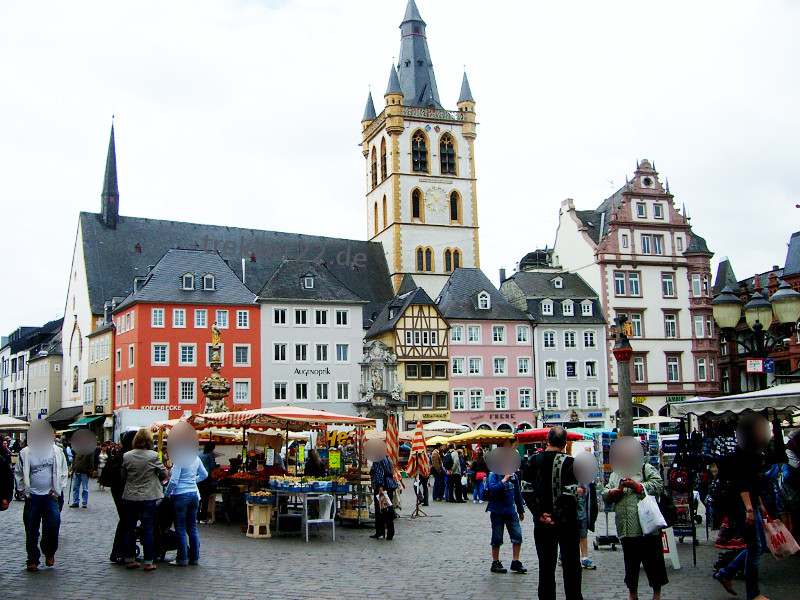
374, 202, 378, 235
444, 249, 452, 273
453, 248, 461, 269
416, 247, 424, 272
411, 130, 428, 173
382, 196, 387, 229
380, 138, 387, 180
370, 147, 377, 188
411, 189, 423, 221
425, 247, 433, 271
449, 191, 460, 222
416, 247, 433, 272
440, 133, 456, 175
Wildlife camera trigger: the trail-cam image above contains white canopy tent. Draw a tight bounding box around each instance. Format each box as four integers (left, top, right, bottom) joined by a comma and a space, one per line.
670, 383, 800, 419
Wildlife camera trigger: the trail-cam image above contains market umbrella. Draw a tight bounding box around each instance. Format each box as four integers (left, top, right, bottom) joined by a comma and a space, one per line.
633, 416, 680, 426
405, 421, 430, 478
422, 420, 469, 433
425, 435, 452, 447
0, 415, 30, 431
447, 430, 515, 445
386, 413, 401, 484
515, 428, 584, 444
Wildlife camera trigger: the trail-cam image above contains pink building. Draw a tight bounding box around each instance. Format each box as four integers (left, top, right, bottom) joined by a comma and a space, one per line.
437, 269, 535, 431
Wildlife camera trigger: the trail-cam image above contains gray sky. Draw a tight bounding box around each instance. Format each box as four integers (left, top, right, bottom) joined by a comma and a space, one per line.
2, 0, 798, 336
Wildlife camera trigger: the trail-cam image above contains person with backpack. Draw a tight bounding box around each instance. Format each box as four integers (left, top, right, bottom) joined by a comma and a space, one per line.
603, 457, 668, 600
444, 443, 463, 503
522, 426, 584, 600
430, 445, 445, 502
369, 453, 398, 540
486, 441, 527, 574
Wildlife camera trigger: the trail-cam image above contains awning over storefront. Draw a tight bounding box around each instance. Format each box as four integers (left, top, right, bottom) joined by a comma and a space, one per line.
46, 406, 83, 425
68, 415, 105, 429
670, 383, 800, 418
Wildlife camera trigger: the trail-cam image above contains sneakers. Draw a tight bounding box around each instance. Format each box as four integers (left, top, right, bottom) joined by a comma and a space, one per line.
490, 561, 507, 574
581, 558, 597, 570
510, 560, 528, 574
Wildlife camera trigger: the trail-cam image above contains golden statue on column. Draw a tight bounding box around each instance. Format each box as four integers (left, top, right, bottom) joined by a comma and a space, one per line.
201, 322, 231, 413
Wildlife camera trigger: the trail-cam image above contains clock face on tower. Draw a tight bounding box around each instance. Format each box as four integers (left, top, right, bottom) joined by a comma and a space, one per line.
425, 185, 446, 212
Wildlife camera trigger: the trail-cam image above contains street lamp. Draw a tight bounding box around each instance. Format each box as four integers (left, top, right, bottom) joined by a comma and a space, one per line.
711, 279, 800, 389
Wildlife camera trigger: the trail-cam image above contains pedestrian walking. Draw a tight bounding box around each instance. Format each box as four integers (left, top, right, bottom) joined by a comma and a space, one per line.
97, 445, 108, 490
69, 450, 92, 507
522, 426, 584, 600
165, 454, 208, 566
472, 448, 488, 504
369, 454, 397, 540
197, 442, 217, 523
445, 443, 463, 503
578, 482, 598, 569
13, 421, 69, 572
121, 427, 168, 571
603, 459, 668, 600
0, 439, 14, 511
99, 430, 135, 564
431, 444, 445, 501
486, 465, 527, 574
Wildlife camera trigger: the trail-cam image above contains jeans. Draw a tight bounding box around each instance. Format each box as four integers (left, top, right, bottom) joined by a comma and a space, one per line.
123, 499, 157, 564
23, 494, 61, 565
490, 511, 522, 546
433, 470, 445, 500
534, 522, 583, 600
172, 493, 200, 564
474, 479, 485, 501
72, 473, 89, 506
719, 511, 766, 600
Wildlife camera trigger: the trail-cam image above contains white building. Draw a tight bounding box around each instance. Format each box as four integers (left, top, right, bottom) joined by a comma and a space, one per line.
258, 261, 365, 413
26, 331, 63, 422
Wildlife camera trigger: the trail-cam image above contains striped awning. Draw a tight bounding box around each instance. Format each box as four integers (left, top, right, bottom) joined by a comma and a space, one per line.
405, 420, 430, 478
187, 406, 376, 432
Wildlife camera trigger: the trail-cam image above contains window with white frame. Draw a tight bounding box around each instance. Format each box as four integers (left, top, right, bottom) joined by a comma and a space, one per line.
493, 358, 506, 375
664, 314, 677, 338
233, 345, 249, 366
586, 389, 598, 407
641, 235, 652, 255
467, 325, 481, 343
336, 344, 349, 362
179, 380, 196, 404
621, 234, 629, 248
469, 389, 482, 410
336, 382, 349, 401
581, 301, 593, 316
413, 331, 421, 346
316, 344, 329, 362
709, 359, 716, 380
179, 344, 196, 366
314, 309, 328, 326
335, 309, 348, 326
676, 237, 684, 251
121, 382, 127, 405
584, 331, 596, 348
303, 276, 314, 289
294, 309, 307, 326
666, 356, 681, 382
653, 203, 664, 219
152, 344, 168, 365
516, 325, 529, 343
468, 357, 482, 375
203, 274, 215, 290
543, 331, 556, 349
628, 272, 641, 296
694, 315, 705, 338
567, 390, 579, 407
173, 309, 186, 328
295, 344, 308, 362
274, 308, 287, 325
234, 380, 250, 403
452, 357, 465, 375
545, 361, 557, 378
585, 361, 597, 378
115, 349, 122, 370
518, 357, 530, 375
566, 361, 578, 379
562, 300, 574, 316
316, 382, 329, 401
152, 308, 164, 328
451, 325, 463, 342
662, 273, 676, 297
492, 325, 505, 343
151, 379, 168, 404
216, 310, 228, 328
452, 389, 466, 410
633, 356, 646, 382
478, 292, 490, 310
295, 382, 309, 401
128, 344, 134, 367
636, 203, 646, 218
564, 331, 576, 348
691, 274, 702, 297
519, 388, 532, 409
274, 343, 287, 362
494, 388, 508, 410
541, 300, 553, 316
631, 313, 643, 337
697, 358, 707, 381
274, 382, 287, 401
546, 390, 558, 409
195, 309, 207, 328
237, 310, 249, 329
653, 235, 664, 255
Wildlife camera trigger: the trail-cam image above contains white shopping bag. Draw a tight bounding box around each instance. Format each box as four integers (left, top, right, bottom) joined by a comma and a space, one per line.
380, 490, 393, 508
638, 491, 667, 534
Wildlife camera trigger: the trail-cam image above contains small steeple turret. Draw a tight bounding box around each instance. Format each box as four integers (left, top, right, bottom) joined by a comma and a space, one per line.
100, 122, 119, 229
362, 90, 377, 124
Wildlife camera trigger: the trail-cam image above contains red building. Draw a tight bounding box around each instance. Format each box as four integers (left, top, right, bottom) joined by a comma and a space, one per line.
113, 249, 260, 418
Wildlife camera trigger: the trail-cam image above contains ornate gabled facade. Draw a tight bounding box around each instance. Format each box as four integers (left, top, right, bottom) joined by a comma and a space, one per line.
356, 340, 404, 428
362, 0, 479, 298
552, 160, 720, 422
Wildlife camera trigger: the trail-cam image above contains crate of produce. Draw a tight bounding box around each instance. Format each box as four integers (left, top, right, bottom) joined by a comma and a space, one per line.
245, 492, 276, 505
332, 482, 350, 493
311, 481, 333, 492
339, 508, 371, 520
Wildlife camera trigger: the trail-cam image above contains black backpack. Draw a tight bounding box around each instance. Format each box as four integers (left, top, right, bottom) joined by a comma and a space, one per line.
442, 451, 454, 471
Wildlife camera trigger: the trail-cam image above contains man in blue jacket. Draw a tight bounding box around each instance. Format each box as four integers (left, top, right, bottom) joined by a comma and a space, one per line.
487, 466, 527, 574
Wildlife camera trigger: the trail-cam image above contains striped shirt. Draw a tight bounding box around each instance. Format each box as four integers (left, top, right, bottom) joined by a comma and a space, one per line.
370, 457, 394, 492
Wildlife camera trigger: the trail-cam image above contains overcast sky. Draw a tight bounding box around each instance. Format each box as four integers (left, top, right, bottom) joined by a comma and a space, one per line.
2, 0, 798, 336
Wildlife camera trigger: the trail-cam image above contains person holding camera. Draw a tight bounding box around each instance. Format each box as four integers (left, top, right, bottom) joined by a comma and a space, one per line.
486, 445, 526, 574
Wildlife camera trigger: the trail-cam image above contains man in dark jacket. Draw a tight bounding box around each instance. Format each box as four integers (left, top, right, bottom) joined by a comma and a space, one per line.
0, 449, 13, 511
522, 426, 584, 600
99, 430, 135, 563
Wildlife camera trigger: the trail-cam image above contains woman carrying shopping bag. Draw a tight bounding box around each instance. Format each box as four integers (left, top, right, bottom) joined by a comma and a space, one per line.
603, 461, 668, 600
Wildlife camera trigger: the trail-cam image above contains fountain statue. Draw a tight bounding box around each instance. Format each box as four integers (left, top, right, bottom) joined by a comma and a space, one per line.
201, 321, 231, 413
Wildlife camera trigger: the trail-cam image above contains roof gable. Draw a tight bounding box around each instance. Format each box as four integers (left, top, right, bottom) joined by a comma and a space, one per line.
436, 268, 530, 321
258, 260, 365, 304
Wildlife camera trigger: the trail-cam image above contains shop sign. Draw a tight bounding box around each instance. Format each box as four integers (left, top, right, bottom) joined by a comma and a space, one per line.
746, 359, 764, 374
406, 410, 449, 421
545, 413, 561, 420
326, 430, 351, 446
328, 450, 341, 469
489, 413, 514, 420
763, 358, 775, 373
293, 367, 331, 377
666, 396, 686, 404
588, 412, 603, 418
298, 446, 305, 464
633, 396, 647, 404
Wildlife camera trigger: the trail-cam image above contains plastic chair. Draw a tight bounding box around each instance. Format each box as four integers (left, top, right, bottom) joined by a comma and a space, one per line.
303, 494, 335, 542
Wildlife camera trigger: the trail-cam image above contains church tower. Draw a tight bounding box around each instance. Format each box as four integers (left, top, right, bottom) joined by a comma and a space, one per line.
100, 123, 119, 229
362, 0, 479, 296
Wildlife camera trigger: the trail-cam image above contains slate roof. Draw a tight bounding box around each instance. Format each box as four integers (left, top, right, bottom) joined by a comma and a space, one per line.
784, 231, 800, 275
396, 273, 418, 295
28, 330, 62, 360
102, 125, 118, 199
87, 321, 115, 338
505, 271, 606, 325
396, 0, 442, 108
4, 319, 63, 355
575, 210, 604, 244
713, 259, 738, 296
114, 249, 255, 311
362, 91, 377, 121
365, 287, 440, 338
458, 73, 474, 104
78, 212, 394, 328
258, 260, 365, 304
684, 232, 712, 255
436, 268, 530, 321
385, 65, 402, 96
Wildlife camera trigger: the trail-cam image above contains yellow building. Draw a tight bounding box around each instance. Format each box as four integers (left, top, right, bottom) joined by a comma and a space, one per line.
364, 277, 449, 429
85, 319, 115, 439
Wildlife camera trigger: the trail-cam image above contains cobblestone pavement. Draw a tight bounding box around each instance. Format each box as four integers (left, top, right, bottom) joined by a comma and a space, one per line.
0, 483, 798, 600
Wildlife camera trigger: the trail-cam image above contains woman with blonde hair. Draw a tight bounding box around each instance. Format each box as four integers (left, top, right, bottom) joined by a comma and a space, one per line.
121, 428, 168, 571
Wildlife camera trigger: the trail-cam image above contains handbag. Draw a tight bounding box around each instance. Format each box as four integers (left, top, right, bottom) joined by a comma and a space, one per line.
638, 491, 668, 534
642, 465, 678, 527
764, 517, 800, 560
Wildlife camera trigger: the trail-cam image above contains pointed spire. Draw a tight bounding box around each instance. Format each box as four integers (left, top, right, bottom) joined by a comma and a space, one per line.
666, 178, 670, 193
458, 72, 474, 103
396, 0, 441, 108
362, 90, 376, 121
385, 64, 402, 97
402, 0, 425, 25
100, 121, 119, 229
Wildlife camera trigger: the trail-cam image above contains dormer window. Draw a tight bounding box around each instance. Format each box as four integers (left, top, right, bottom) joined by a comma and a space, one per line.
562, 300, 574, 316
541, 300, 553, 316
203, 274, 215, 291
581, 300, 593, 316
303, 275, 314, 289
181, 274, 194, 290
553, 277, 563, 289
477, 292, 490, 310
